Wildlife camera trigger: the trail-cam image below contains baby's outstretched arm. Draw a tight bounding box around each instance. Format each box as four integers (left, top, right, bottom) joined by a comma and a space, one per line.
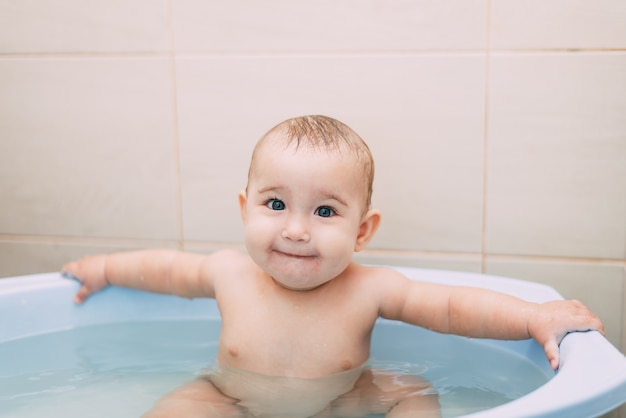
62, 249, 231, 304
379, 271, 604, 370
445, 287, 604, 369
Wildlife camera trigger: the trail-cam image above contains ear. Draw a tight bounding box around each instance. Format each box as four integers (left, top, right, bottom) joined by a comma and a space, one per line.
238, 189, 247, 223
354, 209, 381, 252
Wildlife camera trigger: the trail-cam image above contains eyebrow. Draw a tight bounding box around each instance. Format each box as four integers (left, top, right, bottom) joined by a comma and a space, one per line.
256, 185, 349, 208
324, 192, 349, 208
256, 185, 285, 195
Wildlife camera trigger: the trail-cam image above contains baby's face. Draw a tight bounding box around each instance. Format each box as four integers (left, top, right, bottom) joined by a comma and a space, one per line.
240, 139, 369, 290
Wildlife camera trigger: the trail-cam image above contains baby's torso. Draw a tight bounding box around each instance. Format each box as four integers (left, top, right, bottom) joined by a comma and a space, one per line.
207, 362, 366, 418
214, 262, 382, 378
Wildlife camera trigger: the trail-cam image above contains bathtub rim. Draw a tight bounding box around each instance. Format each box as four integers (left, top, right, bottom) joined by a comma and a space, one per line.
1, 268, 625, 418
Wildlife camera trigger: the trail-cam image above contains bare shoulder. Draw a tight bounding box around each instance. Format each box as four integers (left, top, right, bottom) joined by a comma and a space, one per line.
166, 249, 252, 298
201, 248, 253, 275
353, 264, 411, 287
201, 249, 258, 285
346, 264, 413, 300
354, 264, 446, 320
207, 248, 249, 263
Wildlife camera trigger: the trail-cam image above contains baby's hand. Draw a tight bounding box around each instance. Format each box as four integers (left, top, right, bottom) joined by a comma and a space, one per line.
62, 255, 110, 304
527, 299, 604, 370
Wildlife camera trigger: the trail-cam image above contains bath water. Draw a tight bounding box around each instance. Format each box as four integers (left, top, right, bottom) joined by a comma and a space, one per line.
0, 320, 549, 418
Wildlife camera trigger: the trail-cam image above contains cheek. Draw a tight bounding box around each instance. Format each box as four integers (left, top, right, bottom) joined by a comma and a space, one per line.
243, 213, 280, 246
316, 228, 358, 278
319, 223, 359, 254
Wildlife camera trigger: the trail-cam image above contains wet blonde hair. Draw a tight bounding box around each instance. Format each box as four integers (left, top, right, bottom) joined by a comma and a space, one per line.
247, 115, 375, 208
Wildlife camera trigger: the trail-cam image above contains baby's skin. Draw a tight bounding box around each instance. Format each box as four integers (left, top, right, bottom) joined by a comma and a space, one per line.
64, 247, 603, 379
66, 252, 450, 417
144, 363, 439, 417
63, 116, 603, 417
63, 249, 601, 417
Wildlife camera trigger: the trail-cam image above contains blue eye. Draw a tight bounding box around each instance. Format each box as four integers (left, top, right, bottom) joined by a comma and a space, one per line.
315, 206, 335, 218
266, 199, 285, 211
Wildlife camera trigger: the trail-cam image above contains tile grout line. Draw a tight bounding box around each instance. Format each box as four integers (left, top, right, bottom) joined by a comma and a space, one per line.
1, 234, 624, 266
360, 249, 626, 267
622, 264, 626, 352
480, 0, 493, 274
621, 263, 626, 337
1, 49, 625, 61
484, 253, 626, 266
624, 211, 626, 262
0, 234, 180, 248
167, 0, 185, 251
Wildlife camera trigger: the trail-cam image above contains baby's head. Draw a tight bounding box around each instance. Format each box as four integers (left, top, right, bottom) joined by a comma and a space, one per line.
240, 115, 381, 290
247, 115, 375, 211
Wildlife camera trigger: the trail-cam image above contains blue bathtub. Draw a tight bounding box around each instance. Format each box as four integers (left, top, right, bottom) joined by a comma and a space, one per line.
1, 267, 625, 417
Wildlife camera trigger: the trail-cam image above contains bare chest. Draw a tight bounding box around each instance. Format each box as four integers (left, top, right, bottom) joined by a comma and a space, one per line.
216, 285, 377, 377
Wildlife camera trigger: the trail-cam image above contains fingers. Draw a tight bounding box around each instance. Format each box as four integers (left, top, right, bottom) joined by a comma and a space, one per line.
543, 339, 560, 370
73, 285, 91, 304
63, 260, 103, 304
529, 299, 605, 370
568, 300, 605, 335
61, 255, 110, 304
61, 261, 81, 280
61, 262, 85, 304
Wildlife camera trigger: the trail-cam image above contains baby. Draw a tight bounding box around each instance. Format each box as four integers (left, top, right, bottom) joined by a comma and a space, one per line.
63, 115, 603, 418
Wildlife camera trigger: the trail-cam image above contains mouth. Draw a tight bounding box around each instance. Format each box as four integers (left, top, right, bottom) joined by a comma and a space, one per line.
273, 250, 316, 259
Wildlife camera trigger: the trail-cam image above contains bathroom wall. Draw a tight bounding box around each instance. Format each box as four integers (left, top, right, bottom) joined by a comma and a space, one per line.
0, 0, 625, 360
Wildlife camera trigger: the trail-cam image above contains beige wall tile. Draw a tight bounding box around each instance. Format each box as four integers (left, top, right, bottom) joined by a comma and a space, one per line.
491, 0, 626, 49
486, 53, 626, 259
486, 258, 624, 350
172, 0, 487, 52
0, 57, 180, 240
176, 54, 486, 251
0, 0, 170, 53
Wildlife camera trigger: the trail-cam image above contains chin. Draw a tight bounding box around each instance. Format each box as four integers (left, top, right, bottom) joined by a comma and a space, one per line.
277, 282, 320, 291
270, 273, 329, 291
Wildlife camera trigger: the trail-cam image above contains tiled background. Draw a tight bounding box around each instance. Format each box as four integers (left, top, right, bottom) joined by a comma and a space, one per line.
1, 0, 625, 370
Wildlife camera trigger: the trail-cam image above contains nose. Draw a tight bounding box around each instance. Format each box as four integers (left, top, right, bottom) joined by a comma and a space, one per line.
281, 213, 310, 242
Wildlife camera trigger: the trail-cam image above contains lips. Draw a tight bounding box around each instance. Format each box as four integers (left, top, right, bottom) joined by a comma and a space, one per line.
273, 249, 316, 259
